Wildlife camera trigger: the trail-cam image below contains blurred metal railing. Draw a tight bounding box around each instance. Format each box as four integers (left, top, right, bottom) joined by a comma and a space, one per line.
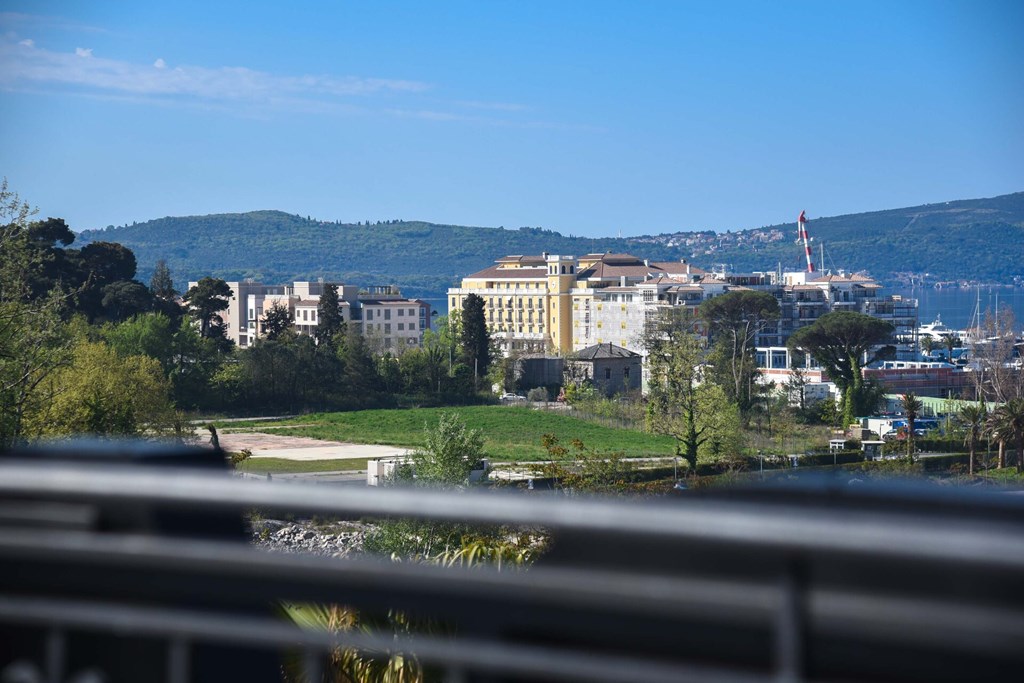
2, 453, 1024, 682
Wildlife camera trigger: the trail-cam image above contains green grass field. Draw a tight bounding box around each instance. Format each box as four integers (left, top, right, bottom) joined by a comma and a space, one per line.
235, 457, 369, 473
249, 406, 677, 461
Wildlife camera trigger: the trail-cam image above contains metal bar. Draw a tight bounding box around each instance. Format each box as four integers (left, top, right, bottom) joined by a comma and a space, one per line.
167, 637, 190, 683
774, 564, 804, 683
302, 648, 322, 683
3, 526, 1022, 659
0, 595, 765, 683
0, 528, 780, 624
1, 462, 1022, 570
44, 628, 64, 683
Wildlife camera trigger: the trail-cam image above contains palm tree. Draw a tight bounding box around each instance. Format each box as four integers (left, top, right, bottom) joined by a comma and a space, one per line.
987, 410, 1008, 469
901, 392, 923, 462
990, 399, 1024, 473
920, 336, 936, 358
958, 404, 987, 476
941, 334, 957, 364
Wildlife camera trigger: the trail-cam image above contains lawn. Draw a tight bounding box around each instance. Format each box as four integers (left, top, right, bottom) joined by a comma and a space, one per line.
251, 406, 677, 461
236, 457, 369, 474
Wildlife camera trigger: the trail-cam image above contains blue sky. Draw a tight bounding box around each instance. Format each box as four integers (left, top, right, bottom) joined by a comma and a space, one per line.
1, 1, 1021, 237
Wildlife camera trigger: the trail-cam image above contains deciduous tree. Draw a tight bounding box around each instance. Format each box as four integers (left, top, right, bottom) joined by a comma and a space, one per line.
700, 290, 780, 416
643, 314, 743, 473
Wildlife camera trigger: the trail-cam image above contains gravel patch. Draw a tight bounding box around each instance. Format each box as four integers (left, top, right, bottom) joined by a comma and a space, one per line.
251, 518, 374, 558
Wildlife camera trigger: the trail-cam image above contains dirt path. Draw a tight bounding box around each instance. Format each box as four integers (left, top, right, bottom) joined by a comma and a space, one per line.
213, 431, 410, 461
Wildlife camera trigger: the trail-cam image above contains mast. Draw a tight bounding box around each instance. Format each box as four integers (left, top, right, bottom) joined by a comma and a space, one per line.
797, 210, 814, 273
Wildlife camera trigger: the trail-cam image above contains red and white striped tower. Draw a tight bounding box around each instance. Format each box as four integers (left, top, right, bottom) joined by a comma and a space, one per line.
797, 210, 815, 273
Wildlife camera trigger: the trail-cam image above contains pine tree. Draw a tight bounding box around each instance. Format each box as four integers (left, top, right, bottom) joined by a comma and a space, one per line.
315, 283, 344, 347
459, 293, 490, 384
150, 259, 177, 299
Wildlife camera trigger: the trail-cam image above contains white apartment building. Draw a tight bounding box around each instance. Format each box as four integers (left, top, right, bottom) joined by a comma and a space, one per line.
188, 280, 430, 351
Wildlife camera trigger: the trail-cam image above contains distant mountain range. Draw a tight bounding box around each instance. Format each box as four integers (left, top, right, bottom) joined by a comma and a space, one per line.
76, 191, 1024, 300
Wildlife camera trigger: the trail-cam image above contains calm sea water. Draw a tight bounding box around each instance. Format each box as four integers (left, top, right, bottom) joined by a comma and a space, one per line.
421, 289, 1024, 330
890, 286, 1024, 331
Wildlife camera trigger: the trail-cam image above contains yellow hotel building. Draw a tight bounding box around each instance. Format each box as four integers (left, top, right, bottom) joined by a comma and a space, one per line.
448, 253, 702, 354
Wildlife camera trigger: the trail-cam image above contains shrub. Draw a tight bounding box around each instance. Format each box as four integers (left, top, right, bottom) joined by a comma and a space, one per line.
527, 387, 549, 402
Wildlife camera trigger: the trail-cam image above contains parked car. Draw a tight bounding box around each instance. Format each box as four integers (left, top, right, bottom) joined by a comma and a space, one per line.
499, 393, 527, 402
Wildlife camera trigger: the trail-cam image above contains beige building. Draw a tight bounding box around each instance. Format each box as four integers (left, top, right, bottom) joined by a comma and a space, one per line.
189, 280, 429, 351
447, 253, 704, 355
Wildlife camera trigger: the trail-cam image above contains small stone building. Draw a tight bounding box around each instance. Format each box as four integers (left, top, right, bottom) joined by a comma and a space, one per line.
567, 343, 642, 396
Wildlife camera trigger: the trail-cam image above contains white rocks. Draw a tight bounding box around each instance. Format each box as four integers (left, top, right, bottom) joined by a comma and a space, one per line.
250, 518, 373, 558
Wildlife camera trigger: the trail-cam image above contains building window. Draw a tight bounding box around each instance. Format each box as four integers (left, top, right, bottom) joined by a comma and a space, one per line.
385, 309, 391, 320
624, 367, 630, 378
367, 310, 373, 320
451, 297, 456, 308
398, 308, 405, 317
410, 308, 416, 316
398, 323, 405, 331
385, 324, 391, 333
605, 368, 612, 379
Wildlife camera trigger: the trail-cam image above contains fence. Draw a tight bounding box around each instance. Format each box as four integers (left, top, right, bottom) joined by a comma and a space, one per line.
2, 444, 1024, 682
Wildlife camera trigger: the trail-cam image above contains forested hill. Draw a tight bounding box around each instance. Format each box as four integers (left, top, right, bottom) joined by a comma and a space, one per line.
76, 192, 1024, 299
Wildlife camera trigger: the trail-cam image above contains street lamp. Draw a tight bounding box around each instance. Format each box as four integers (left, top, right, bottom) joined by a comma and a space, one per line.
758, 450, 764, 480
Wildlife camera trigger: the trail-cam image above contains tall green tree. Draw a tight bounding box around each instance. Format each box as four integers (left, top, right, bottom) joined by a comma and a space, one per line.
990, 399, 1024, 473
27, 340, 174, 437
958, 403, 987, 476
0, 181, 74, 448
787, 311, 895, 428
900, 392, 923, 462
643, 313, 743, 473
459, 293, 490, 384
101, 313, 176, 375
183, 277, 233, 339
315, 283, 344, 347
149, 259, 177, 299
261, 301, 293, 341
700, 290, 780, 416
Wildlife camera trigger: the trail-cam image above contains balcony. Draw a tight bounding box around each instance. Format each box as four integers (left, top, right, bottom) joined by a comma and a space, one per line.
1, 448, 1023, 682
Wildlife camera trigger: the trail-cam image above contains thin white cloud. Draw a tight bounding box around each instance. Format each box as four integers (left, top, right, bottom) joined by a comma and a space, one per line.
18, 38, 33, 47
455, 100, 529, 112
0, 37, 430, 109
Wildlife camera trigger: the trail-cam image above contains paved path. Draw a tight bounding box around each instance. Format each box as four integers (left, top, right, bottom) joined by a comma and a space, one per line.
215, 431, 410, 461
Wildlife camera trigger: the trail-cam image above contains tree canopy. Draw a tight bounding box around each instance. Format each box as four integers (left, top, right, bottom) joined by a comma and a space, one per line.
183, 277, 233, 339
700, 290, 780, 415
460, 293, 490, 381
787, 311, 894, 426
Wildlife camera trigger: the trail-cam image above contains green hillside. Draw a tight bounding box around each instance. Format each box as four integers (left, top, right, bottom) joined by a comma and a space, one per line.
76, 192, 1024, 298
